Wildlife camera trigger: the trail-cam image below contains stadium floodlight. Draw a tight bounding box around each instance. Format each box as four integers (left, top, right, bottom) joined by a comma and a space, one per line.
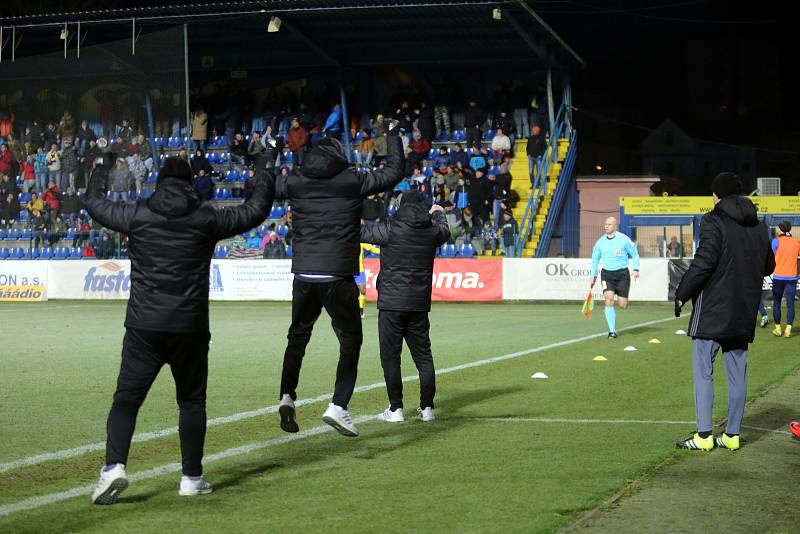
492, 8, 502, 20
59, 28, 69, 40
267, 16, 282, 33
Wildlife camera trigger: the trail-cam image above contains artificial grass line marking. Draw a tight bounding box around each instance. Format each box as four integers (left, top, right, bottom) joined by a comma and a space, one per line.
466, 417, 696, 425
740, 424, 792, 436
0, 314, 682, 475
0, 415, 380, 518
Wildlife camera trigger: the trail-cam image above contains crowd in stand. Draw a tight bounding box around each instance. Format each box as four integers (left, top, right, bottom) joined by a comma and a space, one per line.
0, 93, 551, 258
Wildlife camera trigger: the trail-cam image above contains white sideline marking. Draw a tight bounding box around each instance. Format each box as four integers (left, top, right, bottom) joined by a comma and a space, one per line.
0, 314, 682, 475
0, 415, 378, 518
468, 417, 695, 425
741, 424, 792, 436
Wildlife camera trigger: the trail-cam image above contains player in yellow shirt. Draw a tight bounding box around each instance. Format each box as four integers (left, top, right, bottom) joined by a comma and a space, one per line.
357, 242, 380, 318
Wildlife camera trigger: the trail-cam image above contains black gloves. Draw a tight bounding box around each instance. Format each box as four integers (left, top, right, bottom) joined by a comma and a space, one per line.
674, 299, 683, 318
384, 119, 400, 136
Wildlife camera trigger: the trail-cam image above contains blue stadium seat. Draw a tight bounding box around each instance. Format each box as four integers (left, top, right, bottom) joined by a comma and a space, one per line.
220, 152, 230, 163
441, 243, 456, 257
0, 248, 8, 260
488, 165, 500, 175
387, 204, 398, 218
483, 129, 496, 140
19, 192, 32, 204
147, 172, 158, 184
0, 229, 5, 240
422, 166, 433, 177
458, 243, 476, 257
30, 247, 41, 259
20, 229, 31, 240
71, 247, 82, 259
65, 228, 76, 241
273, 205, 286, 218
276, 224, 289, 238
18, 210, 28, 222
285, 245, 293, 258
241, 169, 252, 181
7, 228, 20, 240
139, 189, 153, 199
225, 169, 240, 182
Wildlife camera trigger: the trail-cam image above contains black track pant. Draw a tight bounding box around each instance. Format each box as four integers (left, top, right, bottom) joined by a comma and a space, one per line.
280, 278, 363, 409
105, 327, 209, 476
378, 310, 436, 411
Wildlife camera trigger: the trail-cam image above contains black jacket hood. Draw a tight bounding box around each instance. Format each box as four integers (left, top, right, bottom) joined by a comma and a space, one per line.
395, 192, 432, 229
302, 139, 349, 179
148, 177, 201, 218
716, 195, 758, 227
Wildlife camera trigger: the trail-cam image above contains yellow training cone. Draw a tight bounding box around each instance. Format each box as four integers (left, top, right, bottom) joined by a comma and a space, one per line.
593, 355, 608, 361
648, 339, 661, 344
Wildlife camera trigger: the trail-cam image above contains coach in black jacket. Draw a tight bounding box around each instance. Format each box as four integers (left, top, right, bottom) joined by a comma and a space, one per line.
84, 155, 273, 504
673, 172, 774, 451
274, 121, 404, 438
360, 190, 450, 423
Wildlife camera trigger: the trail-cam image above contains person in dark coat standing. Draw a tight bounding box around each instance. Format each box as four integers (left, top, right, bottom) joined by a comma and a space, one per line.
674, 172, 774, 452
360, 190, 450, 422
274, 119, 404, 438
84, 154, 273, 505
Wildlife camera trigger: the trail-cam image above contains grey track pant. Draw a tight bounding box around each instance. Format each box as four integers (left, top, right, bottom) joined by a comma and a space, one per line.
692, 338, 748, 435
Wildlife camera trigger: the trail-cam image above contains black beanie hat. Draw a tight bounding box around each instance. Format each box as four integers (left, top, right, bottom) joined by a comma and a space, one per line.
778, 220, 792, 234
400, 189, 422, 205
711, 172, 741, 199
158, 157, 192, 185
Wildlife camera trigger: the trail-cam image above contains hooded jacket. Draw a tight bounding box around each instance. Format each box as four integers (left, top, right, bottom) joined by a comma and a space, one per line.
359, 191, 450, 311
675, 195, 775, 345
84, 157, 274, 333
275, 135, 405, 276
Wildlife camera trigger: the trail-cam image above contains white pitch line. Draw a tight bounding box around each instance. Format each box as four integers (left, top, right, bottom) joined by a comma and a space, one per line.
0, 415, 379, 518
0, 314, 683, 475
468, 417, 696, 425
741, 424, 793, 436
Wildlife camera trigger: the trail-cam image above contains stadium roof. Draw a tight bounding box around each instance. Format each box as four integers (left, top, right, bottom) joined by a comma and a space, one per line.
0, 1, 584, 71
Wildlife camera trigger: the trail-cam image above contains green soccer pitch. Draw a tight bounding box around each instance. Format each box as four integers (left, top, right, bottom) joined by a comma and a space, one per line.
0, 301, 797, 533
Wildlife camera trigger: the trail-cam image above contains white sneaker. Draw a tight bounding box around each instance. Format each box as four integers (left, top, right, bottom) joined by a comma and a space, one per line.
91, 463, 128, 505
322, 403, 359, 436
418, 407, 435, 422
179, 475, 214, 496
279, 393, 299, 433
378, 407, 405, 423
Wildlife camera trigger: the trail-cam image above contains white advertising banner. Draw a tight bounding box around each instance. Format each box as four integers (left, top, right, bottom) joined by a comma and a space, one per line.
502, 258, 669, 301
45, 259, 294, 301
209, 260, 293, 301
0, 262, 48, 301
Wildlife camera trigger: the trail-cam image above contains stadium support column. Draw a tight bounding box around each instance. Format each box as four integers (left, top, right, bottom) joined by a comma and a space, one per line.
183, 23, 191, 151
563, 80, 573, 134
547, 67, 555, 135
145, 93, 158, 168
340, 81, 352, 163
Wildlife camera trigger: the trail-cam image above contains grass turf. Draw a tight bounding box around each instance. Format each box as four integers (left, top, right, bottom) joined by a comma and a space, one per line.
0, 301, 797, 532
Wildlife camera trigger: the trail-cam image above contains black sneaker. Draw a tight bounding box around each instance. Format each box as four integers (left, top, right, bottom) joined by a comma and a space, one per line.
608, 332, 618, 339
278, 394, 299, 433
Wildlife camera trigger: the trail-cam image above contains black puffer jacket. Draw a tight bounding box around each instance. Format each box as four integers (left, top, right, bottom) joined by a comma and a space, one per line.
275, 135, 404, 276
675, 195, 775, 345
360, 192, 450, 311
84, 159, 273, 333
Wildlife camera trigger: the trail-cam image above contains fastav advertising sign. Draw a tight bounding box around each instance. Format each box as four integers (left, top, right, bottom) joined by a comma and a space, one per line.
363, 258, 503, 302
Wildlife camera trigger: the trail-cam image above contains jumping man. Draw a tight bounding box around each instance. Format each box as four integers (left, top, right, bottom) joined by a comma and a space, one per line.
590, 217, 640, 339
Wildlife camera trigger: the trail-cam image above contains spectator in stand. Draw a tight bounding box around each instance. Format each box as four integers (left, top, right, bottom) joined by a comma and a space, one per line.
245, 229, 262, 249
96, 231, 114, 259
511, 84, 531, 140
34, 147, 48, 193
481, 221, 499, 256
469, 148, 487, 173
25, 120, 44, 147
191, 149, 213, 178
460, 207, 482, 249
48, 215, 67, 246
230, 131, 249, 166
432, 173, 450, 201
465, 100, 485, 150
82, 241, 96, 258
287, 117, 308, 168
479, 171, 496, 224
0, 173, 17, 200
42, 180, 62, 226
58, 111, 76, 147
394, 101, 414, 134
192, 171, 215, 202
21, 154, 37, 193
82, 139, 103, 187
129, 152, 147, 195
31, 210, 47, 249
500, 210, 518, 256
434, 147, 451, 172
118, 118, 135, 146
454, 176, 468, 210
109, 158, 133, 203
73, 215, 92, 248
414, 102, 435, 142
493, 110, 516, 140
110, 136, 129, 159
263, 232, 287, 259
248, 131, 267, 165
61, 187, 82, 225
23, 140, 36, 159
356, 130, 375, 166
666, 236, 684, 258
191, 109, 208, 150
407, 130, 431, 175
6, 133, 24, 171
526, 124, 547, 185
1, 192, 20, 229
43, 122, 59, 149
133, 134, 153, 171
0, 144, 12, 178
373, 130, 388, 166
434, 98, 451, 141
60, 139, 79, 192
25, 193, 44, 217
370, 114, 386, 137
322, 103, 343, 139
177, 148, 189, 163
491, 127, 512, 158
0, 111, 15, 139
450, 143, 469, 170
76, 120, 96, 156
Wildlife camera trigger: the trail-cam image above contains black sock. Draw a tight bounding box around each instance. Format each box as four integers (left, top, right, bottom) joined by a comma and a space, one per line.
698, 431, 711, 439
726, 433, 739, 437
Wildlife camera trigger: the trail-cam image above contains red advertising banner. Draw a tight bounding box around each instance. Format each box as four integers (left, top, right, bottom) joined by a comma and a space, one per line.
363, 258, 503, 302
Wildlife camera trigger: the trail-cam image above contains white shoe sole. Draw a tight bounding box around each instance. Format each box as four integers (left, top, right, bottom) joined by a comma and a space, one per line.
378, 414, 404, 423
179, 487, 213, 496
322, 415, 359, 437
92, 477, 129, 505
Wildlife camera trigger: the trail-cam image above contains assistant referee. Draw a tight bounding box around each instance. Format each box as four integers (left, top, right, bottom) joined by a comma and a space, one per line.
590, 217, 640, 338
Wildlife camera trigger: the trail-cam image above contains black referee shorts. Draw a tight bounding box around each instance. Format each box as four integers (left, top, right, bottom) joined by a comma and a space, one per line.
601, 268, 631, 299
